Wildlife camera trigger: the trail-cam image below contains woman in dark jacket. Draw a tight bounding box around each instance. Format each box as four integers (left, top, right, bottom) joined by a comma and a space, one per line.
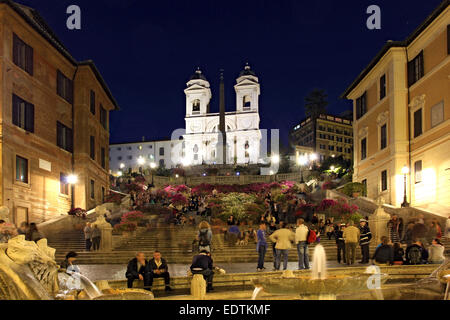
393, 242, 405, 265
372, 236, 394, 265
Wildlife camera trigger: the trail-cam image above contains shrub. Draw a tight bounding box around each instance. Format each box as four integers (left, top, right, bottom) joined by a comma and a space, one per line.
121, 211, 145, 223
68, 208, 87, 219
114, 221, 137, 232
340, 182, 367, 197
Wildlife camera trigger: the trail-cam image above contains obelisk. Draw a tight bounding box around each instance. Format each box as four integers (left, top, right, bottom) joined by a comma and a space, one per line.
219, 70, 227, 164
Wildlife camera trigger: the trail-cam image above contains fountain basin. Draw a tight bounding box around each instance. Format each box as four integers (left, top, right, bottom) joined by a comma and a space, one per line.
252, 273, 389, 297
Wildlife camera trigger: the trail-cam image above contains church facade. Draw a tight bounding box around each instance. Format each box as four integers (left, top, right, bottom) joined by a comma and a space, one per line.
110, 64, 262, 172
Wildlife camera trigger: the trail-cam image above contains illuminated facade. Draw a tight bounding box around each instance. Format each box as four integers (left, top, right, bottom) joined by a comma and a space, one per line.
342, 1, 450, 211
0, 1, 118, 223
290, 114, 353, 162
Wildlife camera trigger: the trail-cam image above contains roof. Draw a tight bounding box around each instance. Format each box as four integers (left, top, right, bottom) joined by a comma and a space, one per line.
189, 68, 208, 81
341, 0, 450, 99
110, 137, 174, 145
239, 63, 256, 77
1, 0, 119, 110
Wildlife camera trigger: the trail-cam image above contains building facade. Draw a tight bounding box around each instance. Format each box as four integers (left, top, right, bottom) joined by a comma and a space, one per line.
109, 65, 263, 173
109, 139, 176, 173
290, 114, 353, 162
342, 1, 450, 210
0, 1, 118, 224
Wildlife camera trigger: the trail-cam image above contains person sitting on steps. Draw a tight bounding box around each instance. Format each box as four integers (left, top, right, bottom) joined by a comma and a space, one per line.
148, 250, 172, 292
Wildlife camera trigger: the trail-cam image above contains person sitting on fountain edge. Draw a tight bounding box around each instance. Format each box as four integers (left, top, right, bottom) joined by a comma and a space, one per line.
148, 250, 172, 291
126, 252, 151, 290
190, 249, 214, 292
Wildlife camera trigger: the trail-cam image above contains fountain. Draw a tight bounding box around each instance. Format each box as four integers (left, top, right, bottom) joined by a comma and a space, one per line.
0, 235, 154, 300
251, 244, 388, 300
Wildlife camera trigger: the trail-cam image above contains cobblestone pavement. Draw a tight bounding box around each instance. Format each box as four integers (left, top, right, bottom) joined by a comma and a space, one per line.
78, 261, 368, 282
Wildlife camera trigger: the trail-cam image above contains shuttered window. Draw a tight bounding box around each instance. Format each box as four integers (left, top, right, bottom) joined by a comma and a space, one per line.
380, 124, 387, 150
380, 74, 386, 100
413, 109, 422, 138
101, 147, 106, 169
16, 155, 28, 184
12, 94, 34, 132
13, 34, 33, 75
361, 138, 367, 160
356, 92, 367, 120
57, 70, 73, 103
414, 160, 422, 184
100, 104, 107, 129
381, 170, 388, 191
90, 136, 95, 160
57, 122, 73, 152
407, 51, 424, 87
90, 90, 96, 114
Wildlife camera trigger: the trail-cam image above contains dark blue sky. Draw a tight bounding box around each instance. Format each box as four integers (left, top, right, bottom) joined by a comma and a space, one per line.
19, 0, 443, 144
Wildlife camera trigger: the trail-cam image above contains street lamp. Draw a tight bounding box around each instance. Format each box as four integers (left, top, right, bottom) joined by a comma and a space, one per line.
297, 155, 308, 183
66, 174, 78, 209
271, 154, 280, 164
401, 165, 410, 207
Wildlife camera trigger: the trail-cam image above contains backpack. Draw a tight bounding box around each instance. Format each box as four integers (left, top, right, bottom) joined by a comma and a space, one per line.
408, 246, 422, 265
307, 229, 317, 244
199, 229, 210, 246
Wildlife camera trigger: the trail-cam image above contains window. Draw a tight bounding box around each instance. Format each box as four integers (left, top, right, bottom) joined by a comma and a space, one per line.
127, 155, 132, 160
159, 159, 165, 167
243, 96, 251, 109
101, 187, 105, 203
192, 99, 200, 112
13, 34, 33, 75
431, 101, 444, 128
90, 180, 95, 199
159, 147, 164, 156
381, 170, 387, 191
448, 25, 450, 55
328, 145, 334, 151
408, 51, 424, 87
117, 147, 122, 151
194, 154, 198, 161
12, 94, 34, 132
57, 70, 73, 103
320, 144, 326, 150
57, 122, 73, 152
117, 156, 122, 160
414, 160, 422, 184
90, 90, 96, 114
380, 124, 387, 150
90, 136, 95, 160
16, 155, 28, 184
361, 138, 367, 160
101, 147, 106, 169
356, 92, 367, 119
100, 104, 107, 129
380, 74, 386, 100
362, 179, 367, 196
60, 173, 69, 195
413, 109, 422, 138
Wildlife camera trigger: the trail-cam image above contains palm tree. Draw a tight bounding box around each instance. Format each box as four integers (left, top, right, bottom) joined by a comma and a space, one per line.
304, 89, 328, 118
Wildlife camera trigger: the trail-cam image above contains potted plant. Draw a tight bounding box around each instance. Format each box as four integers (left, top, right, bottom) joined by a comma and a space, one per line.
113, 221, 138, 238
341, 182, 367, 198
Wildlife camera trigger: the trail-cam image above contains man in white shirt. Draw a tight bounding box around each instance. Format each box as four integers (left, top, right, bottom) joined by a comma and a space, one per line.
295, 218, 310, 270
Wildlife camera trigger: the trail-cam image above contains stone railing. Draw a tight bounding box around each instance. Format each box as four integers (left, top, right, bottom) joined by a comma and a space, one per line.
148, 172, 304, 187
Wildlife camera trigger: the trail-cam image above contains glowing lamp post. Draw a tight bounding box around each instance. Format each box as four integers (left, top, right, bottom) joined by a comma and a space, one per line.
401, 165, 410, 208
67, 174, 78, 209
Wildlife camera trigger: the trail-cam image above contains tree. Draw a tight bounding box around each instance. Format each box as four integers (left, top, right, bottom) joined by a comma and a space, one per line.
304, 89, 328, 118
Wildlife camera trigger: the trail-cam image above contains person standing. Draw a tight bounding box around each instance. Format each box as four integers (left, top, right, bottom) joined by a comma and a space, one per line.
83, 223, 93, 251
267, 220, 278, 270
269, 222, 295, 271
26, 223, 44, 242
335, 224, 346, 264
343, 220, 360, 265
295, 218, 310, 270
197, 221, 213, 253
91, 225, 101, 251
126, 252, 150, 290
256, 222, 267, 271
359, 219, 372, 264
148, 251, 172, 291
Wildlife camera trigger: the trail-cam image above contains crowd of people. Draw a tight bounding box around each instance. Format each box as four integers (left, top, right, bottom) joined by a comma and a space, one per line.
0, 220, 44, 243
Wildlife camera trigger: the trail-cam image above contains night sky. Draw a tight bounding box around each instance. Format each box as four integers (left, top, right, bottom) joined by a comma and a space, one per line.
18, 0, 443, 144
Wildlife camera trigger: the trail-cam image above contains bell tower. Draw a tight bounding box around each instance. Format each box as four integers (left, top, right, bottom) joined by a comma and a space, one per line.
234, 63, 260, 112
184, 68, 211, 117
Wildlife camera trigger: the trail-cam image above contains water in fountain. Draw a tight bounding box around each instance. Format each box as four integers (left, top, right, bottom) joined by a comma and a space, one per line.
311, 244, 327, 280
251, 286, 264, 300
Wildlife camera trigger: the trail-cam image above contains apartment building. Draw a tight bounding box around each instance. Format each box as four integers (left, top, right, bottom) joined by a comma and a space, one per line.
0, 1, 119, 224
342, 1, 450, 210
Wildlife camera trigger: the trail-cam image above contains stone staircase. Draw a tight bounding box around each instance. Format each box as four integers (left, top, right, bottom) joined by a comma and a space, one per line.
47, 225, 450, 265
